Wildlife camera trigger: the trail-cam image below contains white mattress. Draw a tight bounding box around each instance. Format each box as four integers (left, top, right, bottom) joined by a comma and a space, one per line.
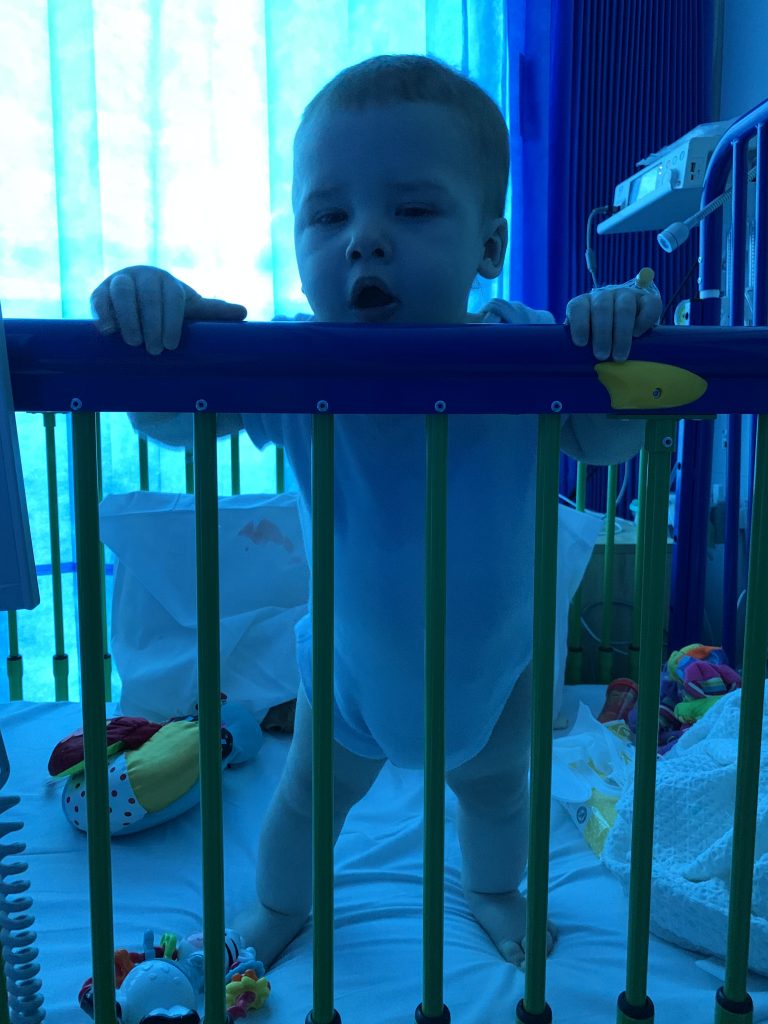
6, 686, 768, 1023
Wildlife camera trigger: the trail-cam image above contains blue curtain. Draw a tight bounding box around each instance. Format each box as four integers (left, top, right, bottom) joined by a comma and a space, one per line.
508, 0, 715, 514
0, 0, 510, 700
1, 0, 510, 321
507, 0, 714, 318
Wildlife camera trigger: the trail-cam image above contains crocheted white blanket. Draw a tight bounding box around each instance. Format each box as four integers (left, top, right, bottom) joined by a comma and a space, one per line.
601, 684, 768, 975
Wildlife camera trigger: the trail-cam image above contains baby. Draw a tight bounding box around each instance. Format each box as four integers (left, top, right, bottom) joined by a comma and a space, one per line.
91, 54, 660, 970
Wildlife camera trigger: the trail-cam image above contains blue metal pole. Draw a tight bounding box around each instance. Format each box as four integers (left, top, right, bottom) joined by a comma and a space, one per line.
668, 419, 713, 651
722, 137, 750, 661
723, 414, 742, 659
746, 124, 768, 579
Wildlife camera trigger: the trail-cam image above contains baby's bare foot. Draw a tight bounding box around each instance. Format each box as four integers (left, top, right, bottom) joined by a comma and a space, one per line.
231, 902, 309, 971
464, 889, 557, 970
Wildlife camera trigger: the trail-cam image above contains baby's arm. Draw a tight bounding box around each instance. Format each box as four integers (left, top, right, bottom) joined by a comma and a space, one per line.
560, 412, 645, 465
560, 271, 662, 464
91, 266, 247, 447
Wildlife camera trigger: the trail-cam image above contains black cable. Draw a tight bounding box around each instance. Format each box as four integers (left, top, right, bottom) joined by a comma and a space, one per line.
661, 257, 700, 323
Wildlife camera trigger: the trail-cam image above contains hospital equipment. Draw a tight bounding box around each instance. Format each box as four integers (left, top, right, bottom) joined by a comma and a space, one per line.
597, 119, 737, 236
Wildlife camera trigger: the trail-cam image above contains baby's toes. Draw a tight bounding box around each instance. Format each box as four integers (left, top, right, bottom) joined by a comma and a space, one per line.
545, 919, 559, 953
499, 939, 525, 968
515, 921, 558, 972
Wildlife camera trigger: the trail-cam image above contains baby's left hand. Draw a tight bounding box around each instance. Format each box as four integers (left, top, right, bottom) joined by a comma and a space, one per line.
564, 282, 662, 363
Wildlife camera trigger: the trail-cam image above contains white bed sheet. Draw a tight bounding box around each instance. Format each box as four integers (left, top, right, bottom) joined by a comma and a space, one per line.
5, 686, 768, 1024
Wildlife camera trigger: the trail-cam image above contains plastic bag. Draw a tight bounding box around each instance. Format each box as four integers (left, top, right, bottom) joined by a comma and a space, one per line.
99, 491, 309, 720
551, 701, 635, 855
551, 506, 603, 718
99, 493, 600, 726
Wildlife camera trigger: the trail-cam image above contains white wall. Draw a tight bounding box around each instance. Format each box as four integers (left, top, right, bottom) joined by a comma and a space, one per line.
718, 0, 768, 119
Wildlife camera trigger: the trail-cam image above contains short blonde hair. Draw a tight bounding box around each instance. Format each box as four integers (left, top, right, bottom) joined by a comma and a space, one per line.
293, 53, 509, 223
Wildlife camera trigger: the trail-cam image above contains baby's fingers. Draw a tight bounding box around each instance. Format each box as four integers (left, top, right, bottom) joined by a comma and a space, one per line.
157, 272, 186, 353
564, 296, 590, 348
106, 273, 146, 348
632, 289, 663, 337
130, 268, 185, 355
185, 295, 248, 323
90, 281, 119, 335
108, 269, 186, 355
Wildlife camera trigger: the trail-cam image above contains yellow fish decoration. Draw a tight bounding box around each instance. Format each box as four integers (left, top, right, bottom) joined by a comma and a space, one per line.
595, 360, 708, 410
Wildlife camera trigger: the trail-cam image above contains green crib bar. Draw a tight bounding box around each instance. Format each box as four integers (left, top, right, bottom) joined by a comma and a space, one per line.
714, 412, 768, 1024
44, 413, 69, 700
565, 461, 587, 684
628, 447, 648, 681
138, 434, 149, 490
310, 413, 337, 1024
420, 414, 449, 1023
185, 446, 194, 494
193, 412, 227, 1023
599, 463, 619, 684
618, 416, 676, 1024
95, 414, 112, 701
276, 444, 286, 494
231, 432, 241, 494
5, 611, 22, 701
71, 411, 117, 1023
518, 412, 560, 1024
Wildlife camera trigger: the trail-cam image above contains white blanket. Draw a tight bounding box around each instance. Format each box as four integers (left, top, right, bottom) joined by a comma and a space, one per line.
7, 687, 768, 1021
602, 684, 768, 974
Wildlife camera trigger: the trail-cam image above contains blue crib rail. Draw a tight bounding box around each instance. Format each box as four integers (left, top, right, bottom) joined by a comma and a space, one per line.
4, 319, 768, 415
5, 317, 768, 1024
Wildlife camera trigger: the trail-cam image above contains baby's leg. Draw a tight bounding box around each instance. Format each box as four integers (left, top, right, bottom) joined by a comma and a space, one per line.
232, 686, 385, 968
445, 664, 556, 969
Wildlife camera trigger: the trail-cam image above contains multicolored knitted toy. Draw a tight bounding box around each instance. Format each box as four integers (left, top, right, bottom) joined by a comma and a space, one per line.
78, 928, 271, 1022
49, 697, 262, 835
627, 643, 741, 753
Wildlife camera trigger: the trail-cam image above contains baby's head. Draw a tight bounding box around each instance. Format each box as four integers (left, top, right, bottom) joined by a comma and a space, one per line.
291, 54, 509, 324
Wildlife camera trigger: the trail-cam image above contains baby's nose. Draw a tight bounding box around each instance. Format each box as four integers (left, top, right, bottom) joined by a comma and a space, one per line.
347, 244, 387, 260
345, 223, 390, 261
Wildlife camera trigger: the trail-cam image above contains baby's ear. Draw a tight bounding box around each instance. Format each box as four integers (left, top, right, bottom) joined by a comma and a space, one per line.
478, 217, 508, 279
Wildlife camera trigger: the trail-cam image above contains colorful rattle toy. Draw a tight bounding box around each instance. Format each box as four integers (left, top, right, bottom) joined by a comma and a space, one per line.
78, 928, 271, 1023
49, 697, 262, 835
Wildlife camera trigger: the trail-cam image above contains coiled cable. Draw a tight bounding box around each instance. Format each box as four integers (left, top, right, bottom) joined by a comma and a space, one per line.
0, 730, 44, 1022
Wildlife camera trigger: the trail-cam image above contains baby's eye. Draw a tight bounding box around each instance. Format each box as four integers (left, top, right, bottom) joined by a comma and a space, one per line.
312, 211, 346, 226
399, 206, 435, 217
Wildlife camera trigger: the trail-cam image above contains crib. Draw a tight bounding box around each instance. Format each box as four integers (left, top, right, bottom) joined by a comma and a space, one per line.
1, 109, 768, 1024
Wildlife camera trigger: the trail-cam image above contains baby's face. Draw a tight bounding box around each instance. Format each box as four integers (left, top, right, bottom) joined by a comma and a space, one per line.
292, 101, 507, 324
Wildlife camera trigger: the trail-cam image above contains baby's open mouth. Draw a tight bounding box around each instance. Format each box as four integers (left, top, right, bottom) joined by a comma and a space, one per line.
355, 285, 397, 308
350, 279, 399, 309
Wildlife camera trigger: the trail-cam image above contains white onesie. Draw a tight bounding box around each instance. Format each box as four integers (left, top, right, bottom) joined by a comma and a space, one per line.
131, 299, 642, 771
246, 300, 560, 771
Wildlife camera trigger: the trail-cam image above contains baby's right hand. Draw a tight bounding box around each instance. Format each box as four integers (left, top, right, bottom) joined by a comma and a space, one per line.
90, 265, 247, 355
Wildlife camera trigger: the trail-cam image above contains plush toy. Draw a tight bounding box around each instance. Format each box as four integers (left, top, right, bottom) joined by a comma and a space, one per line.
626, 643, 741, 753
78, 928, 270, 1022
49, 697, 263, 835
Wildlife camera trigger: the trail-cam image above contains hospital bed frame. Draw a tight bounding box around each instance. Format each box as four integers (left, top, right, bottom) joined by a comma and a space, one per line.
2, 101, 768, 1024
